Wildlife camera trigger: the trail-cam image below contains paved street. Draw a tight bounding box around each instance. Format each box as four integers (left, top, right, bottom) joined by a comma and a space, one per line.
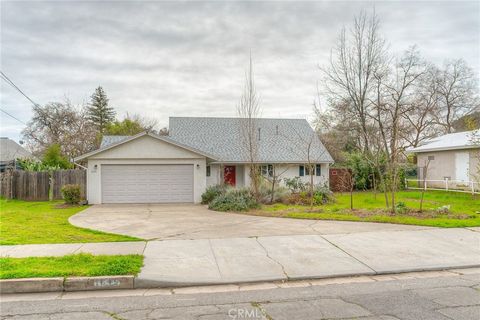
1, 269, 479, 319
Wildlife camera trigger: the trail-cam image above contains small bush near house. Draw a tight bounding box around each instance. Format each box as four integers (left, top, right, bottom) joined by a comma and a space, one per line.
283, 177, 307, 193
312, 185, 335, 205
201, 184, 227, 204
61, 184, 81, 205
257, 182, 290, 204
209, 188, 260, 212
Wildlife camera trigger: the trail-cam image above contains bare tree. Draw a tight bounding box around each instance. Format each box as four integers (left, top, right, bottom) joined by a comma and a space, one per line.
322, 10, 388, 153
403, 66, 441, 148
285, 128, 329, 208
237, 55, 261, 198
435, 59, 479, 133
370, 46, 426, 211
22, 100, 98, 159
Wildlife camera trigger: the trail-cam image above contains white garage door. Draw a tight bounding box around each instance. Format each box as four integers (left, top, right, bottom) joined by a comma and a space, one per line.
101, 164, 194, 203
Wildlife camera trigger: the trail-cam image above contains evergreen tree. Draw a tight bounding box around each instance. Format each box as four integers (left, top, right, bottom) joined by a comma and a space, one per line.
42, 144, 73, 169
87, 86, 116, 132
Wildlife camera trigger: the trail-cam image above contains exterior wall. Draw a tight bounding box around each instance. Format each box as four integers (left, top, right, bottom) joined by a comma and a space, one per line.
215, 163, 331, 189
87, 135, 207, 204
206, 164, 222, 187
470, 149, 479, 182
416, 148, 479, 188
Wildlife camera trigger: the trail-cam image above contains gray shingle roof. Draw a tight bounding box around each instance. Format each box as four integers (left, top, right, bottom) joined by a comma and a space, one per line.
169, 117, 333, 163
0, 137, 33, 162
100, 135, 130, 148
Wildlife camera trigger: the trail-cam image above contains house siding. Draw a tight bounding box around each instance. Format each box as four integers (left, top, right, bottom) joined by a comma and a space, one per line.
206, 163, 330, 188
416, 148, 479, 187
87, 135, 206, 204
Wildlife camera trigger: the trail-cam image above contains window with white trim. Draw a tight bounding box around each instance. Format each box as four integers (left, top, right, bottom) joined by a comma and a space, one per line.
261, 164, 273, 177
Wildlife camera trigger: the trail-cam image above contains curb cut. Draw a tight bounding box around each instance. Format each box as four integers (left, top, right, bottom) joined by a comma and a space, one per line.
0, 276, 133, 294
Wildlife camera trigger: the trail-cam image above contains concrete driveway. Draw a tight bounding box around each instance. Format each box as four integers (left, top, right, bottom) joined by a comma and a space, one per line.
70, 204, 428, 240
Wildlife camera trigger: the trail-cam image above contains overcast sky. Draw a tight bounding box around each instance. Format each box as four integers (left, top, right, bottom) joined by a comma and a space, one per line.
1, 1, 479, 142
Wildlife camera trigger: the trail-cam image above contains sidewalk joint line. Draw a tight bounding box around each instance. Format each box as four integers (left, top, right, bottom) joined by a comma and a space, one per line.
208, 239, 223, 278
319, 235, 377, 274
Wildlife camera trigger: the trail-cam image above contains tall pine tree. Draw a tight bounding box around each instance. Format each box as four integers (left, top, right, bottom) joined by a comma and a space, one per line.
87, 86, 116, 133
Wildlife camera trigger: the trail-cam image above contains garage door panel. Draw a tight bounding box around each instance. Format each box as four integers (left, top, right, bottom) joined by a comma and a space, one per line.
101, 164, 193, 203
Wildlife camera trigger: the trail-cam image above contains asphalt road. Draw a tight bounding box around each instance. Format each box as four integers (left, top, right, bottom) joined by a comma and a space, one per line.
1, 270, 479, 320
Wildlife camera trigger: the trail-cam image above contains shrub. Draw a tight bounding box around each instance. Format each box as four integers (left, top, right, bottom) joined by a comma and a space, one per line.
209, 188, 259, 212
436, 205, 451, 214
312, 185, 335, 205
394, 201, 408, 214
201, 184, 227, 204
61, 184, 81, 204
283, 177, 307, 193
257, 181, 290, 204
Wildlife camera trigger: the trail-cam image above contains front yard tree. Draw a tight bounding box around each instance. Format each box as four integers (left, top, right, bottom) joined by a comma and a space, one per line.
321, 10, 387, 153
87, 86, 116, 133
237, 55, 262, 199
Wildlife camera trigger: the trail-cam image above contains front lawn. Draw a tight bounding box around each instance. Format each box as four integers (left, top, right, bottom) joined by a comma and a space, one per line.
0, 199, 141, 245
0, 254, 143, 279
252, 190, 480, 228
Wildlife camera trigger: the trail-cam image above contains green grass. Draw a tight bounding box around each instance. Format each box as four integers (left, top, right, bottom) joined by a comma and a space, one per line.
0, 199, 142, 245
0, 254, 143, 279
256, 190, 480, 228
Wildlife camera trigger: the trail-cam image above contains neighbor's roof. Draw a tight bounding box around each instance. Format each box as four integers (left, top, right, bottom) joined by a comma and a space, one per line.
100, 135, 130, 148
0, 137, 33, 162
168, 117, 334, 163
407, 130, 480, 153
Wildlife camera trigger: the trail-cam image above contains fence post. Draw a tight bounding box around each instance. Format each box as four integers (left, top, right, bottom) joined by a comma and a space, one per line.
472, 181, 475, 195
445, 178, 449, 191
405, 178, 408, 190
424, 179, 427, 191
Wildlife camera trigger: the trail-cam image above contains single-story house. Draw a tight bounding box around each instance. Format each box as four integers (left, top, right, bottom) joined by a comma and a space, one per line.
0, 137, 34, 172
407, 130, 479, 189
75, 117, 334, 204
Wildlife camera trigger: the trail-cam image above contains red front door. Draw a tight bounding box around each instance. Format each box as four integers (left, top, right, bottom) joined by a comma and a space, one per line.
224, 166, 236, 186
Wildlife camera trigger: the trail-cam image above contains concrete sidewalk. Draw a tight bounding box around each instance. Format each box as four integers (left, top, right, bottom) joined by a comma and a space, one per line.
136, 228, 480, 287
1, 228, 479, 289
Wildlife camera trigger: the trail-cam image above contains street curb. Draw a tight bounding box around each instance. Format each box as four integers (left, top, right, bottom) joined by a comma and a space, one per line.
0, 276, 133, 294
132, 264, 480, 289
2, 265, 480, 294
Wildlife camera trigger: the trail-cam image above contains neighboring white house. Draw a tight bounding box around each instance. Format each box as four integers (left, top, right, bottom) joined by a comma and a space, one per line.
75, 117, 334, 204
407, 130, 480, 190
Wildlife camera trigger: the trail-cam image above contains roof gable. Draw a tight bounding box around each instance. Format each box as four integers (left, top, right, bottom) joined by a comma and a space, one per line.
75, 132, 216, 161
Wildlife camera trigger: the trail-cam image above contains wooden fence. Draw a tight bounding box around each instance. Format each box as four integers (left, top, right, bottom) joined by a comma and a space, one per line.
329, 168, 352, 192
0, 169, 86, 201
